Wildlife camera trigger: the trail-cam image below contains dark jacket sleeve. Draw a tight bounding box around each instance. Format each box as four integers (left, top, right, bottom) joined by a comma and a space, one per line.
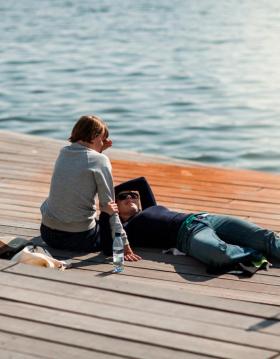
99, 212, 113, 256
114, 177, 157, 209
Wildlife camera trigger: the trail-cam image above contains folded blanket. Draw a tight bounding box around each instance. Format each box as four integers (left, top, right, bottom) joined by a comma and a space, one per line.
0, 236, 71, 270
11, 245, 71, 270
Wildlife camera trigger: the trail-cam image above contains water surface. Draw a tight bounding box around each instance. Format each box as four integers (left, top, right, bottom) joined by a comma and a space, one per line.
1, 0, 280, 172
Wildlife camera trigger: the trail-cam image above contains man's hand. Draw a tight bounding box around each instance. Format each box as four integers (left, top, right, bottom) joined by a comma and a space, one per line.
124, 244, 142, 261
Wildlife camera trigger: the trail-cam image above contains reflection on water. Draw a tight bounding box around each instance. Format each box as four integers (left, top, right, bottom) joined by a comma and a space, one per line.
1, 0, 280, 172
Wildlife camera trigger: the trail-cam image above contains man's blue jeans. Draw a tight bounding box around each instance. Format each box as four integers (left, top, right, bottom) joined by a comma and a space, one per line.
186, 214, 280, 268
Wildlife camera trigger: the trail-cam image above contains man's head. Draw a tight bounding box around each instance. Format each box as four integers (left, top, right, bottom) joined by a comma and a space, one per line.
116, 191, 140, 222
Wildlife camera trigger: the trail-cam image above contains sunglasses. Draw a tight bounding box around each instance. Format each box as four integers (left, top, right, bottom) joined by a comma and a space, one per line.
116, 191, 139, 201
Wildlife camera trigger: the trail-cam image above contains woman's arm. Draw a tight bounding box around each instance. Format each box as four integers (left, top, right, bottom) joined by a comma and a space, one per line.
114, 177, 156, 209
94, 155, 128, 246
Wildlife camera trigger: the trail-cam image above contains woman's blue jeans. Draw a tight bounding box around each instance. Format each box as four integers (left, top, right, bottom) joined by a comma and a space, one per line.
186, 214, 280, 268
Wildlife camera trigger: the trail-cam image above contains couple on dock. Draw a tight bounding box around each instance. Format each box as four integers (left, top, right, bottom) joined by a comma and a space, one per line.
40, 115, 280, 274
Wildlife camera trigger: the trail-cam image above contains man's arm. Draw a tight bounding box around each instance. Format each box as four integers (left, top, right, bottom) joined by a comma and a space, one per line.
99, 207, 142, 261
114, 177, 156, 209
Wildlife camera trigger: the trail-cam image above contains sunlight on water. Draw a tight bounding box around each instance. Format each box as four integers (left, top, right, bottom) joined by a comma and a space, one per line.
1, 0, 280, 172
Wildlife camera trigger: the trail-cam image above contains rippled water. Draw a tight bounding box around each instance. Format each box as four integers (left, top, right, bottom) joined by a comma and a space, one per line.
1, 0, 280, 172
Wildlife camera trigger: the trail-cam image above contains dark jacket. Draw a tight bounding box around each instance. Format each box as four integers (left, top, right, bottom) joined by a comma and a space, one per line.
99, 177, 189, 255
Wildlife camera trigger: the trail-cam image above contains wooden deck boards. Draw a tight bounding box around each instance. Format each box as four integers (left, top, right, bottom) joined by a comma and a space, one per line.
1, 130, 280, 358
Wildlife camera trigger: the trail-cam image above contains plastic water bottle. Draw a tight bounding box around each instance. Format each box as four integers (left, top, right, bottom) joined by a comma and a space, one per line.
113, 232, 124, 273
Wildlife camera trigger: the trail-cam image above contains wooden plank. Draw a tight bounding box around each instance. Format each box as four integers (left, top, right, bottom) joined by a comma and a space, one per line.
0, 191, 44, 202
65, 261, 280, 296
2, 285, 280, 350
0, 204, 40, 214
0, 259, 14, 271
0, 172, 50, 184
0, 193, 46, 204
0, 213, 40, 223
1, 270, 280, 333
3, 265, 280, 317
0, 331, 117, 359
0, 315, 214, 359
0, 196, 41, 208
0, 210, 41, 221
0, 299, 276, 358
0, 130, 63, 145
62, 250, 280, 282
82, 246, 280, 275
0, 225, 39, 237
0, 160, 53, 171
154, 191, 280, 210
0, 181, 50, 193
1, 278, 280, 340
0, 349, 37, 358
231, 199, 280, 212
0, 153, 56, 166
0, 166, 52, 177
115, 160, 280, 184
155, 193, 280, 212
112, 163, 280, 188
38, 249, 280, 293
152, 187, 280, 205
0, 219, 39, 230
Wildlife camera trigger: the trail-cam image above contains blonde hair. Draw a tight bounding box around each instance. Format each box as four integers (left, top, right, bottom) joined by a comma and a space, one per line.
69, 115, 109, 143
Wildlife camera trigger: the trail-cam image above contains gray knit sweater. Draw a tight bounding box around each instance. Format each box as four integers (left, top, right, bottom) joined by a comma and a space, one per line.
40, 142, 128, 244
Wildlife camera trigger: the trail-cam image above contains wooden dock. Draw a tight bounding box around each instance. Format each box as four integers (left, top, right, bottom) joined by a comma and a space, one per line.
1, 130, 280, 358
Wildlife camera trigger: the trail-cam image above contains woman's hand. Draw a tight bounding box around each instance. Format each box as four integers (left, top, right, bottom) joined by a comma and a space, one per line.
124, 244, 142, 261
101, 201, 119, 216
101, 138, 113, 152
